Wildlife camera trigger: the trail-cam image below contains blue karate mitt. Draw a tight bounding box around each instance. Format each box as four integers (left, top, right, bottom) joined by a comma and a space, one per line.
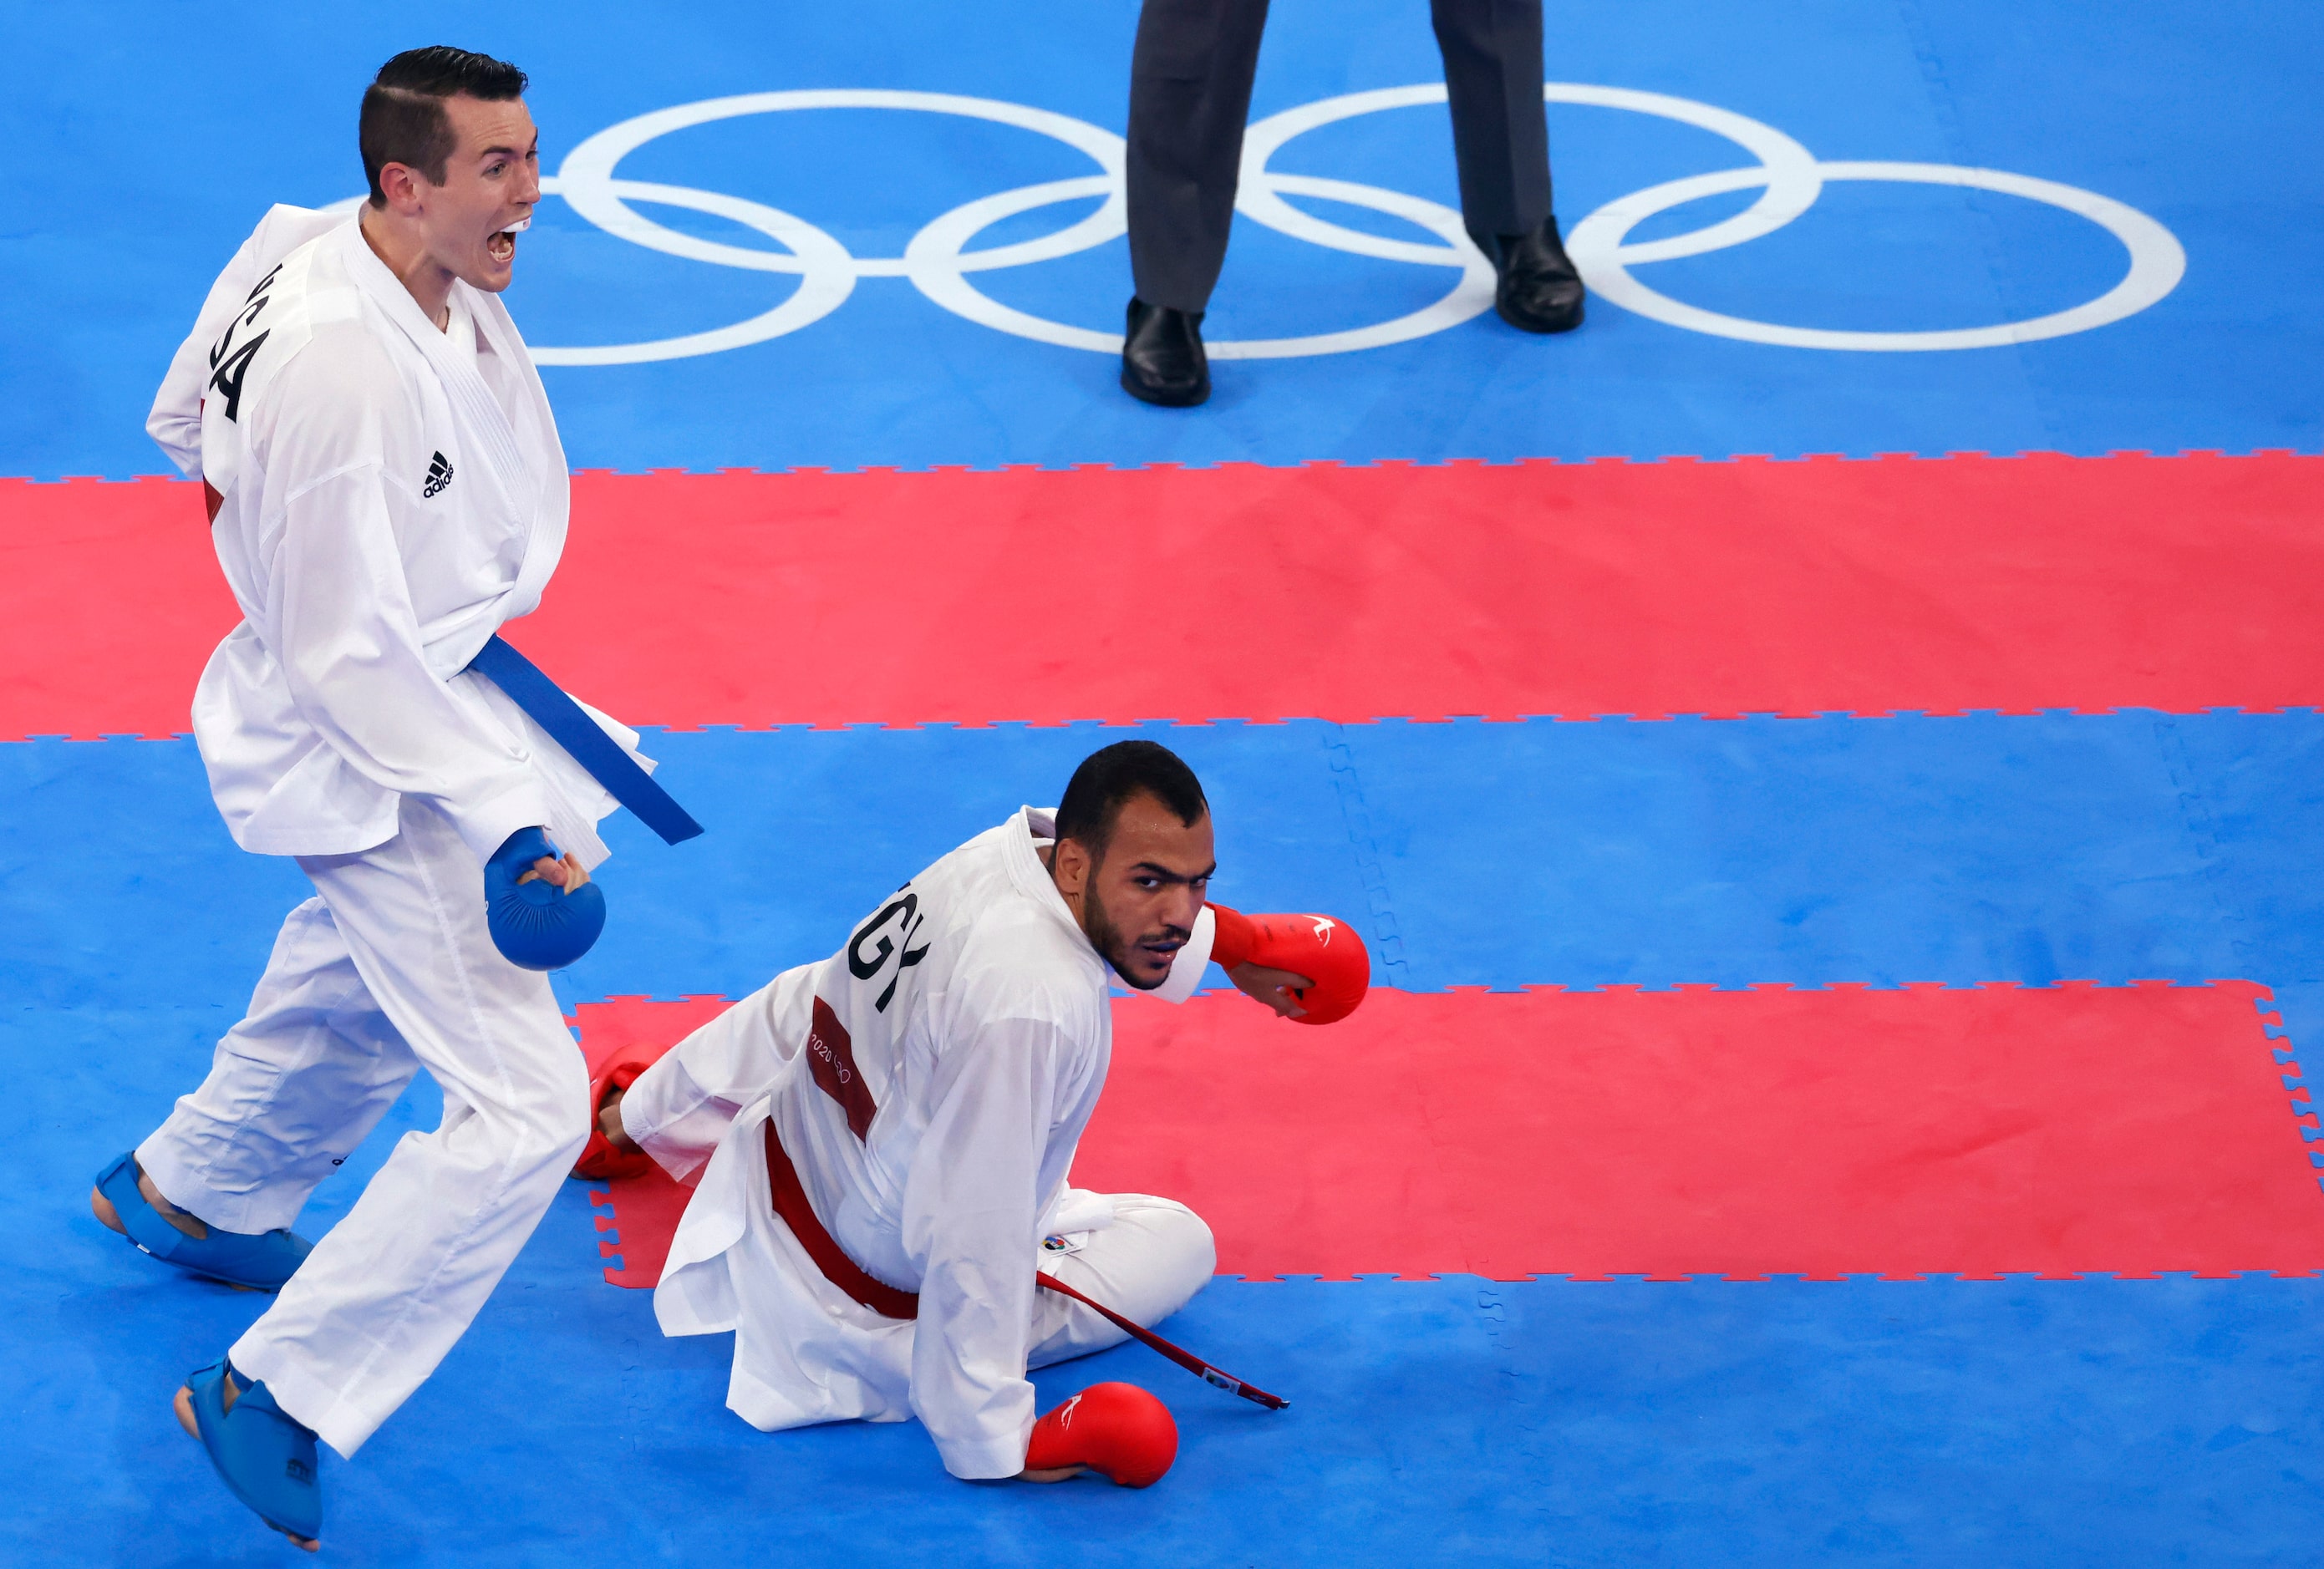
485, 826, 606, 971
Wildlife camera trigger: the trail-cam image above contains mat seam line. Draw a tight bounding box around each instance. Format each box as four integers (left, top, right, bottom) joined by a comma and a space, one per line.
1323, 723, 1410, 988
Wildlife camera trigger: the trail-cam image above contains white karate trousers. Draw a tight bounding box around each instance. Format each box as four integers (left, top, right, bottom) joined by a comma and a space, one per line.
137, 794, 588, 1457
714, 1154, 1218, 1440
1029, 1196, 1218, 1368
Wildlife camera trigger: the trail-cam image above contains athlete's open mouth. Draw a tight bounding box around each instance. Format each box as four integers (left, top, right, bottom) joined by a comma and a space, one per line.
486, 214, 531, 264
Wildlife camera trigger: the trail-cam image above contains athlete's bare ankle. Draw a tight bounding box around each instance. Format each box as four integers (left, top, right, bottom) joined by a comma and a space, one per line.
135, 1165, 209, 1241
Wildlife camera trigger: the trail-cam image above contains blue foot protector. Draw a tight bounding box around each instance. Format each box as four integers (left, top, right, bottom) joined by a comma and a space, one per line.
93, 1151, 311, 1292
181, 1357, 321, 1547
486, 826, 606, 971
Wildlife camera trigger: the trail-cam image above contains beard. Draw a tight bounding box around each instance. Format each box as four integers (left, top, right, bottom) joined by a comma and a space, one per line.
1083, 881, 1182, 991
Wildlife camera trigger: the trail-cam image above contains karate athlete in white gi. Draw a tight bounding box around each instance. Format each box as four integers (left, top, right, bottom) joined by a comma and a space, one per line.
595, 740, 1316, 1484
85, 48, 625, 1550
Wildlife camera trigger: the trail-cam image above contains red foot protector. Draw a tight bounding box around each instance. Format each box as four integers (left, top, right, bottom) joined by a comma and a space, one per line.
1024, 1383, 1178, 1487
13, 452, 2324, 738
571, 982, 2324, 1284
572, 995, 730, 1287
1075, 980, 2324, 1281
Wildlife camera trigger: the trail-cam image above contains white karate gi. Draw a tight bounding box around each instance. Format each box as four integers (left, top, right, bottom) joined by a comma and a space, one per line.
134, 205, 641, 1457
621, 807, 1222, 1480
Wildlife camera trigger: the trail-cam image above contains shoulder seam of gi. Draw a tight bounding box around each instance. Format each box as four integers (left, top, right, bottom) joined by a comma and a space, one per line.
273, 457, 387, 513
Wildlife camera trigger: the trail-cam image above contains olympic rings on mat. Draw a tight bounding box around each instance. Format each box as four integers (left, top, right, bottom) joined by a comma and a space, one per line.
1568, 160, 2186, 351
489, 84, 2182, 364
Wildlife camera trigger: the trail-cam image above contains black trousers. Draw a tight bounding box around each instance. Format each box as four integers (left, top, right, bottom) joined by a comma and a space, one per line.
1126, 0, 1554, 312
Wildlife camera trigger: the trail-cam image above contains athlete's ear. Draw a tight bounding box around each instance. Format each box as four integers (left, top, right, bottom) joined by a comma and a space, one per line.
378, 160, 428, 214
1050, 836, 1092, 900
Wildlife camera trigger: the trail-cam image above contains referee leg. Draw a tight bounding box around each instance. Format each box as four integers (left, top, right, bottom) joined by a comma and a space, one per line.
1126, 0, 1274, 312
1430, 0, 1554, 253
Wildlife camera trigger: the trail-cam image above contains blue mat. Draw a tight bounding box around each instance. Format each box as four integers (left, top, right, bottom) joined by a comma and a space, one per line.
4, 0, 2320, 479
11, 751, 2324, 1560
11, 712, 2321, 1013
16, 1108, 2324, 1567
8, 0, 2324, 1556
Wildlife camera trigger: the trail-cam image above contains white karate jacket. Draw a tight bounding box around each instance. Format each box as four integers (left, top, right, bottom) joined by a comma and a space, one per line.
149, 205, 639, 867
628, 807, 1218, 1479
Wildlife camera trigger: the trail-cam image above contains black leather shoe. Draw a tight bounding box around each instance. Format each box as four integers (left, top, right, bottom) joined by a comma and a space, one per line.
1492, 216, 1585, 334
1121, 297, 1210, 407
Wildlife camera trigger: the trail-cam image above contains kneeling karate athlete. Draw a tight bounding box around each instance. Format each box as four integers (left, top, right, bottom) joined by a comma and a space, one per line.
594, 741, 1343, 1485
87, 48, 637, 1549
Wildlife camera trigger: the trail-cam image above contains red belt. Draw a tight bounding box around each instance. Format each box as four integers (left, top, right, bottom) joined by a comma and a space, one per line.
764, 1120, 919, 1320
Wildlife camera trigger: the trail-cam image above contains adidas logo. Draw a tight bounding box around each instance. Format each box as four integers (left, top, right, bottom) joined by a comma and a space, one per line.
422, 451, 455, 498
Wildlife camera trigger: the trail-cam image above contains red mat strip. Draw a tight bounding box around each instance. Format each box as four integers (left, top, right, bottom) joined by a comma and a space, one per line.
9, 452, 2324, 739
574, 981, 2324, 1286
572, 994, 730, 1288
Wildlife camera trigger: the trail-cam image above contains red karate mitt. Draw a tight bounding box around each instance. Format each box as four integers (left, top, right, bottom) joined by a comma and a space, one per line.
572, 1038, 676, 1181
1024, 1383, 1179, 1487
1208, 904, 1371, 1025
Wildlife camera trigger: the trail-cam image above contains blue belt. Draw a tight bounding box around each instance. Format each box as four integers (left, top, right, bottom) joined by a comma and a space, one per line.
466, 635, 704, 845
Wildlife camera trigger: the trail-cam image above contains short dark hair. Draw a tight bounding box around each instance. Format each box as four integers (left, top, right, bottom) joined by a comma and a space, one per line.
1054, 740, 1208, 861
360, 47, 528, 206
